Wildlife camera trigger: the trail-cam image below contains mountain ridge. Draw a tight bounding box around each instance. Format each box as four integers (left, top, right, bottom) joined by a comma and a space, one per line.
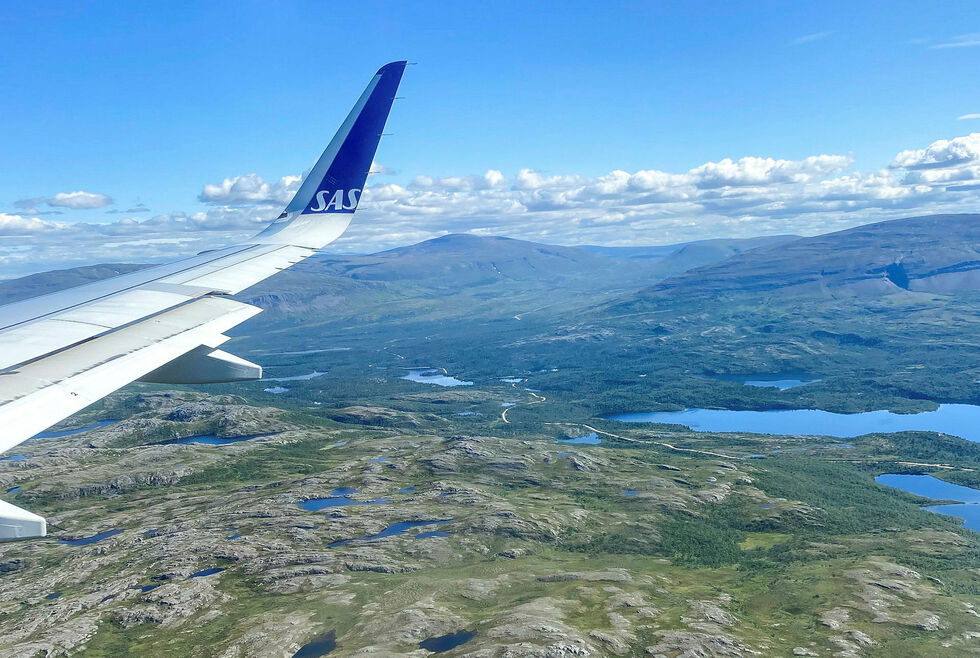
638, 213, 980, 298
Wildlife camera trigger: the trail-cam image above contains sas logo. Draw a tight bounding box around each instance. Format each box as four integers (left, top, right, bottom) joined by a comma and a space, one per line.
306, 188, 361, 213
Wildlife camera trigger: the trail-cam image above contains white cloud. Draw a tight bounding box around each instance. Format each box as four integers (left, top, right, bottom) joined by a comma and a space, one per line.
930, 33, 980, 49
14, 190, 113, 211
957, 113, 980, 120
47, 191, 113, 209
790, 31, 832, 45
368, 161, 395, 175
7, 131, 980, 279
0, 213, 65, 234
198, 173, 300, 205
890, 133, 980, 171
106, 203, 150, 214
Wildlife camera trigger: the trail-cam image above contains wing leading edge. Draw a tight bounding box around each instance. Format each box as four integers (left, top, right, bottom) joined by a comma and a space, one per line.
0, 61, 407, 539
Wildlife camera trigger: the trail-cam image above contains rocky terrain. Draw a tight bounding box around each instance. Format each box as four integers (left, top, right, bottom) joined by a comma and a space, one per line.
1, 389, 978, 657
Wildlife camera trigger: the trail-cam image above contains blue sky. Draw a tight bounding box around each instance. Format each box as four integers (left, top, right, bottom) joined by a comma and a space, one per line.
2, 1, 980, 276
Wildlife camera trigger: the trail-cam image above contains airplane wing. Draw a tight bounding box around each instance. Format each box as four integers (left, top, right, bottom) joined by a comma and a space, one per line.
0, 61, 407, 539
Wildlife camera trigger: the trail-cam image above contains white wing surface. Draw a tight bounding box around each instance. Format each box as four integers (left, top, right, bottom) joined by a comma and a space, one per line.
0, 61, 407, 539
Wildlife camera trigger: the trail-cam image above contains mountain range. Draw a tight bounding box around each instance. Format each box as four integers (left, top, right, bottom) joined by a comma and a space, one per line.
3, 214, 978, 312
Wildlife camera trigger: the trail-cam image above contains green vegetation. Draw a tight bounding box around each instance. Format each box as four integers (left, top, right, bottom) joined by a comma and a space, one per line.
4, 221, 980, 654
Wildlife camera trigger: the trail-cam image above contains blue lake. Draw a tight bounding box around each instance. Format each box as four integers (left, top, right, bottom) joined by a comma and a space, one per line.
292, 630, 337, 657
608, 404, 980, 443
32, 419, 119, 439
501, 377, 524, 383
167, 433, 272, 446
226, 533, 242, 540
401, 369, 473, 387
298, 497, 392, 511
1, 455, 28, 462
190, 567, 225, 578
706, 373, 820, 390
419, 629, 476, 654
264, 386, 289, 394
6, 487, 20, 494
60, 529, 123, 546
558, 433, 601, 445
330, 519, 451, 548
264, 370, 327, 382
399, 486, 415, 493
744, 379, 818, 390
923, 504, 980, 531
875, 474, 980, 502
876, 474, 980, 531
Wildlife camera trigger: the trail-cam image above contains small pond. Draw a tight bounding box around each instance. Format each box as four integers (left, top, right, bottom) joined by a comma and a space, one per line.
264, 370, 327, 382
32, 419, 119, 439
557, 433, 601, 445
60, 529, 123, 546
292, 630, 337, 657
419, 629, 477, 654
298, 496, 392, 511
401, 369, 473, 387
329, 519, 451, 548
166, 433, 273, 446
705, 373, 821, 390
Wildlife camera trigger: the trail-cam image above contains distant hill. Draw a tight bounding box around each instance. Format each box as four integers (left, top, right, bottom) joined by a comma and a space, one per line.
0, 263, 149, 306
312, 234, 619, 287
579, 235, 797, 261
639, 214, 980, 298
297, 233, 798, 291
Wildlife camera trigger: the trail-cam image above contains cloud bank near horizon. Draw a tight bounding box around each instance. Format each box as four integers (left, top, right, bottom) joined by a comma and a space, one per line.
4, 132, 980, 279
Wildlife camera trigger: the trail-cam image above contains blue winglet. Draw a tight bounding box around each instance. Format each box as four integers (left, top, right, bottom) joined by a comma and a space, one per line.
255, 61, 407, 247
